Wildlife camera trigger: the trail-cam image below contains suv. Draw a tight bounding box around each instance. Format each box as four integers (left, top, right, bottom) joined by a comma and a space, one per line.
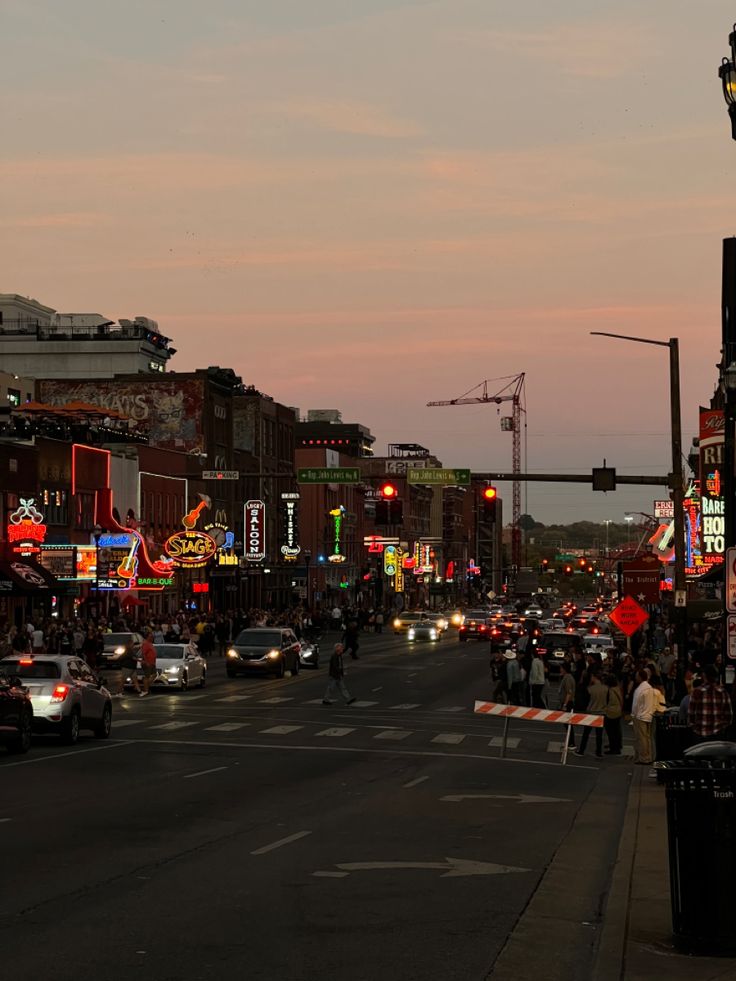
536, 632, 579, 677
0, 666, 33, 754
458, 611, 491, 642
227, 628, 301, 678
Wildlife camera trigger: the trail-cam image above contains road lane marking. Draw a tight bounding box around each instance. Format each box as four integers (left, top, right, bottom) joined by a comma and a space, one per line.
316, 727, 355, 737
149, 721, 198, 731
111, 719, 141, 728
261, 725, 303, 735
374, 729, 412, 741
170, 694, 207, 701
259, 697, 294, 704
0, 741, 129, 768
183, 766, 228, 780
432, 733, 465, 745
441, 793, 572, 804
206, 723, 249, 732
313, 870, 349, 878
390, 703, 420, 710
0, 818, 12, 823
304, 698, 327, 704
215, 695, 252, 702
371, 687, 383, 692
126, 738, 600, 770
251, 830, 312, 856
351, 701, 378, 708
438, 706, 465, 713
333, 857, 530, 878
403, 775, 429, 789
490, 736, 520, 749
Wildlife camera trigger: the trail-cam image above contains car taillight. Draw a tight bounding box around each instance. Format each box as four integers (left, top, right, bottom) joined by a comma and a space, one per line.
479, 624, 487, 631
51, 684, 70, 702
19, 658, 33, 665
537, 648, 547, 655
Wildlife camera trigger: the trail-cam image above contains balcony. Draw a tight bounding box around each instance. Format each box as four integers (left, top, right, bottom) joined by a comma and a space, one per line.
0, 319, 172, 351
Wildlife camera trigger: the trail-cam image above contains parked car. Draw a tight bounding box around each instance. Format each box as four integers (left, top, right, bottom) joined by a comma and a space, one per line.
125, 643, 207, 691
226, 628, 301, 678
0, 655, 112, 744
0, 667, 33, 754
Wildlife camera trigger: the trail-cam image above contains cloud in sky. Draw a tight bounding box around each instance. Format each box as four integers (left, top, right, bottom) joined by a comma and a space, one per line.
2, 0, 735, 522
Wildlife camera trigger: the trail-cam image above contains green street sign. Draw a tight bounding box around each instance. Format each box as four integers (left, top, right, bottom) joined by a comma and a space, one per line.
407, 468, 471, 486
297, 467, 360, 484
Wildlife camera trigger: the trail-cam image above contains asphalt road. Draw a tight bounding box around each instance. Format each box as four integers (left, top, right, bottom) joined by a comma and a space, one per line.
1, 631, 632, 981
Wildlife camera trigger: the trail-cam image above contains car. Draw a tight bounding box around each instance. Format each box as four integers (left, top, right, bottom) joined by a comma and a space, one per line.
523, 606, 544, 618
227, 628, 301, 678
582, 634, 616, 661
458, 610, 491, 642
100, 631, 143, 665
392, 612, 424, 634
569, 616, 599, 634
298, 638, 320, 669
424, 613, 449, 633
0, 655, 112, 745
448, 611, 465, 628
407, 617, 443, 642
0, 667, 33, 754
126, 643, 207, 691
535, 632, 580, 677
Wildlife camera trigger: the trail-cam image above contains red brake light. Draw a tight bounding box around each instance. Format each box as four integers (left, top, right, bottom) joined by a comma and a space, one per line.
19, 658, 33, 665
51, 684, 70, 702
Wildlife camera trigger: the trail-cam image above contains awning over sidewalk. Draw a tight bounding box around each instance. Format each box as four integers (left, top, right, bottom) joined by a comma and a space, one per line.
0, 558, 63, 596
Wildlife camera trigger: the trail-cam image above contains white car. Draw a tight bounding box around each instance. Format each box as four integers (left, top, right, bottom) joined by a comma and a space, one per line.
583, 634, 616, 660
126, 643, 207, 691
0, 654, 112, 744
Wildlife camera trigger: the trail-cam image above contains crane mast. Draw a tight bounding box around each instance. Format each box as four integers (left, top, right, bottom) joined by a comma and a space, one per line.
427, 373, 526, 571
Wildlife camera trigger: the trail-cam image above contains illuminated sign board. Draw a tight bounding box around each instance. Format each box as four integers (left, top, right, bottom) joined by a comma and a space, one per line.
653, 500, 675, 519
244, 500, 266, 562
136, 576, 174, 587
39, 546, 76, 580
395, 547, 405, 592
384, 545, 398, 577
328, 506, 346, 563
7, 499, 47, 556
76, 546, 97, 581
281, 493, 301, 561
164, 530, 217, 568
699, 409, 725, 569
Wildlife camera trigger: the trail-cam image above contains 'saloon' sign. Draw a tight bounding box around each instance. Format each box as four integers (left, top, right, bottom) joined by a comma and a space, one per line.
244, 499, 266, 562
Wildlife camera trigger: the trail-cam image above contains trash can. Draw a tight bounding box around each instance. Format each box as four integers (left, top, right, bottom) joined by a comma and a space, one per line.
657, 742, 736, 953
654, 709, 693, 761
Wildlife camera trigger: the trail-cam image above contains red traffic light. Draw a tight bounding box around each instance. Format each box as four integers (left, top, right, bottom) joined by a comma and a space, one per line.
379, 482, 398, 499
482, 486, 497, 500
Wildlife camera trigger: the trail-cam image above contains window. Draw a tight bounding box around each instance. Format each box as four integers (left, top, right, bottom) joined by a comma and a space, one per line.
42, 488, 68, 526
7, 388, 20, 407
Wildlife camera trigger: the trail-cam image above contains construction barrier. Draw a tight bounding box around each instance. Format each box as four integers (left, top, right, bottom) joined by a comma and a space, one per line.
473, 700, 604, 765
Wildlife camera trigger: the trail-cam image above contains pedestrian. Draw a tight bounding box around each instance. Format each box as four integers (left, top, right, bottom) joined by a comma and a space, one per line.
139, 630, 158, 697
331, 605, 342, 632
529, 649, 546, 708
323, 643, 355, 705
506, 650, 523, 705
631, 669, 656, 765
375, 610, 384, 635
490, 650, 509, 703
30, 623, 45, 654
603, 675, 624, 755
688, 664, 733, 743
575, 669, 607, 758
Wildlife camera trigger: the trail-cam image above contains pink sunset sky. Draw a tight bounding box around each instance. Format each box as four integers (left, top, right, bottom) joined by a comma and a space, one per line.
4, 0, 736, 524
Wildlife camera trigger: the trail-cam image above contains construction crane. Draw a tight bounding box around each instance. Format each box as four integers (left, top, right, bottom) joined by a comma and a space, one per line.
427, 373, 526, 569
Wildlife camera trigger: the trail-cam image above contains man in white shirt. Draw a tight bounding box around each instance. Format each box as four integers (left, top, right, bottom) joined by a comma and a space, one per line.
631, 669, 656, 764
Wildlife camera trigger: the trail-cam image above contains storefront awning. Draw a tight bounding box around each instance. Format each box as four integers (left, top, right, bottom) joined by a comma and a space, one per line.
0, 558, 63, 596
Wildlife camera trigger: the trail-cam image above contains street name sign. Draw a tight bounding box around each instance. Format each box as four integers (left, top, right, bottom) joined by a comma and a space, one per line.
608, 596, 649, 636
407, 468, 471, 486
297, 468, 360, 484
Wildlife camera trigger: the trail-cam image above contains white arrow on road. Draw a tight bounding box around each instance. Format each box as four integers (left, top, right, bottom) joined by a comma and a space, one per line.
441, 793, 571, 805
332, 857, 529, 878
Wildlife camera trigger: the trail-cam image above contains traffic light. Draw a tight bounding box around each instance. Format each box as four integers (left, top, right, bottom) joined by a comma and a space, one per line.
579, 558, 587, 570
379, 482, 398, 499
541, 558, 549, 573
564, 565, 573, 576
375, 482, 403, 524
481, 485, 497, 519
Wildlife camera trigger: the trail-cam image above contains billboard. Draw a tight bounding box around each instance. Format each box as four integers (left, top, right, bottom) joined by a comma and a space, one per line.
39, 378, 205, 453
699, 408, 725, 568
244, 500, 265, 562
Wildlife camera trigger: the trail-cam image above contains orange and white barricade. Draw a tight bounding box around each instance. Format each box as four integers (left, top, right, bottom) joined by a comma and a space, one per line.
474, 700, 604, 765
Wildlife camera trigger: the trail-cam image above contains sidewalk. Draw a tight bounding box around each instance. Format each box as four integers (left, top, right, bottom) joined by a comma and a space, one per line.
595, 767, 736, 981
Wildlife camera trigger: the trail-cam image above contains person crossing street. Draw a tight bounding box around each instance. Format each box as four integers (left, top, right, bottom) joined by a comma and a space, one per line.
323, 643, 356, 706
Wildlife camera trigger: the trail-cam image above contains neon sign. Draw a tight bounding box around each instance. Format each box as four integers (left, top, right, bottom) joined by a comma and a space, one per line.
384, 545, 397, 576
244, 500, 265, 562
8, 499, 47, 556
281, 493, 301, 561
328, 506, 346, 563
164, 530, 217, 568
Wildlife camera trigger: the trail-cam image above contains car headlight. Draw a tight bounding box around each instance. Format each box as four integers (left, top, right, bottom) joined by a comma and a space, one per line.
430, 630, 437, 639
393, 619, 401, 628
438, 619, 447, 630
114, 646, 125, 655
267, 649, 280, 659
408, 630, 415, 639
166, 665, 180, 673
301, 649, 312, 658
227, 649, 238, 658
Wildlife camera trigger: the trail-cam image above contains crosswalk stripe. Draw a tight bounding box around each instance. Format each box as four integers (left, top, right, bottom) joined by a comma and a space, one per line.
206, 723, 249, 732
215, 695, 251, 703
390, 703, 420, 710
547, 741, 564, 753
170, 694, 207, 700
438, 706, 465, 713
351, 701, 378, 708
111, 719, 140, 728
259, 697, 294, 704
374, 729, 412, 741
260, 725, 303, 735
490, 736, 520, 748
304, 699, 326, 705
315, 727, 355, 737
149, 721, 198, 731
432, 733, 465, 745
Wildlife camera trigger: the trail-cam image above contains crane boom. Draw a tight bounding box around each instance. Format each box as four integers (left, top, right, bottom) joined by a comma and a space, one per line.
427, 373, 526, 572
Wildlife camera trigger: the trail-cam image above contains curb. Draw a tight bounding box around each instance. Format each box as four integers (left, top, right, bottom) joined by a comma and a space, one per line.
592, 766, 643, 981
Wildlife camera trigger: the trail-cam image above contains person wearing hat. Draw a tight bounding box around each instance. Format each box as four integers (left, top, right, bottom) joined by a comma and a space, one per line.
506, 650, 523, 705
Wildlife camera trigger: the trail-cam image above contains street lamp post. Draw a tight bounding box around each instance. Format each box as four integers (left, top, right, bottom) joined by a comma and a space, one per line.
591, 332, 688, 673
719, 26, 736, 140
624, 514, 634, 552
